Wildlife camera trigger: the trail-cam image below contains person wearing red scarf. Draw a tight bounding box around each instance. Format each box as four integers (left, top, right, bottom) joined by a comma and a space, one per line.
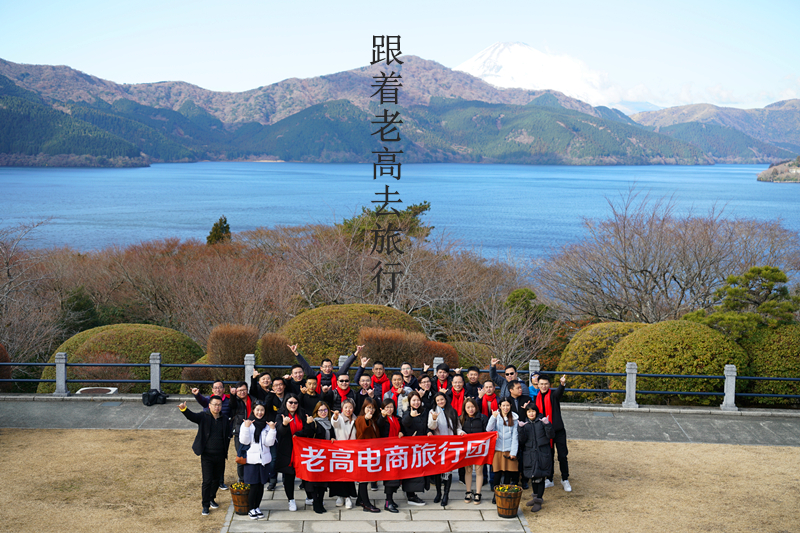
274, 394, 314, 511
378, 398, 404, 512
479, 380, 499, 416
434, 363, 453, 392
370, 360, 390, 398
535, 374, 571, 493
448, 375, 467, 416
323, 373, 356, 412
382, 373, 413, 418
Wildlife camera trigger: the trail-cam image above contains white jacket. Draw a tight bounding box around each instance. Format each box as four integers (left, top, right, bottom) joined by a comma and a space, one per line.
331, 413, 357, 441
238, 422, 277, 465
427, 406, 465, 436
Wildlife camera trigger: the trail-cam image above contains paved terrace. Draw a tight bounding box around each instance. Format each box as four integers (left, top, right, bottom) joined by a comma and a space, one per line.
2, 395, 799, 533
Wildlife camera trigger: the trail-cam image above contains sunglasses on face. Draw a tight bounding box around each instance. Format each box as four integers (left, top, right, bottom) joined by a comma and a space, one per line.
505, 372, 515, 376
286, 401, 298, 405
338, 379, 349, 383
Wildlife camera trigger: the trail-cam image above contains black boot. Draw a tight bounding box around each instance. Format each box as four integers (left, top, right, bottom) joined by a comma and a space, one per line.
433, 476, 442, 503
441, 477, 452, 507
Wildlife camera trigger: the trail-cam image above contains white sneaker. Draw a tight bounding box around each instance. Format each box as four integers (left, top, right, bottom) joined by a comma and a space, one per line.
335, 497, 344, 507
248, 509, 259, 520
562, 479, 572, 492
305, 498, 314, 505
255, 508, 264, 518
288, 499, 297, 512
345, 497, 353, 509
544, 479, 554, 488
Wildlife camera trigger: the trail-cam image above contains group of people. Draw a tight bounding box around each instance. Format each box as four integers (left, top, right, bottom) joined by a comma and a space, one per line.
179, 345, 572, 518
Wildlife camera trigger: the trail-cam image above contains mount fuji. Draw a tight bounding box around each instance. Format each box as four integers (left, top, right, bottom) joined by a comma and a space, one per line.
455, 42, 659, 116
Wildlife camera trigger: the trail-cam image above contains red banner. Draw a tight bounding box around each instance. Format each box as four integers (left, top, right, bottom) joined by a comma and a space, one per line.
291, 432, 497, 483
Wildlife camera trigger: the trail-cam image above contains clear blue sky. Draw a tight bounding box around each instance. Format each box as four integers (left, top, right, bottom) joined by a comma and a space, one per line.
1, 0, 797, 109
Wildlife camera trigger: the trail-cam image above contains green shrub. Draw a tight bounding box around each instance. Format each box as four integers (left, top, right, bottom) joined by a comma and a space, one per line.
278, 304, 423, 362
37, 324, 204, 394
607, 321, 750, 405
537, 319, 597, 371
557, 322, 646, 402
255, 332, 296, 368
358, 327, 427, 369
0, 342, 10, 393
740, 324, 800, 405
207, 324, 259, 383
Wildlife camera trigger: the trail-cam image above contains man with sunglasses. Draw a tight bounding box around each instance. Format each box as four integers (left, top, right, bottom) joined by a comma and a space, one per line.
323, 368, 356, 412
489, 357, 519, 400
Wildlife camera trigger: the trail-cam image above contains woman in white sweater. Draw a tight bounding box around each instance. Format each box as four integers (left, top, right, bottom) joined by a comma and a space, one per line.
427, 392, 465, 507
238, 402, 278, 520
329, 398, 358, 509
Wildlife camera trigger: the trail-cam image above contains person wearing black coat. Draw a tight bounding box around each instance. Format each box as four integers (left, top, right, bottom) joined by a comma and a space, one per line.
460, 398, 489, 504
535, 374, 571, 491
506, 380, 532, 489
323, 373, 357, 412
416, 374, 436, 411
304, 401, 334, 514
519, 403, 555, 512
399, 392, 429, 506
179, 396, 232, 515
274, 394, 314, 511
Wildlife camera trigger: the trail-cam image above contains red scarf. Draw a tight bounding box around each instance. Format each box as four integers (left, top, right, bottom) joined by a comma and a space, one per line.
482, 394, 498, 415
242, 395, 252, 417
390, 386, 404, 406
332, 380, 350, 405
288, 413, 303, 435
371, 374, 390, 394
535, 390, 553, 447
450, 388, 465, 416
386, 415, 401, 437
437, 378, 449, 391
315, 373, 323, 394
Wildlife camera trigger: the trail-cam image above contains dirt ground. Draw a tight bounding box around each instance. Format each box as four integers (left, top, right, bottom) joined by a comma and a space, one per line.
1, 429, 798, 533
522, 440, 800, 533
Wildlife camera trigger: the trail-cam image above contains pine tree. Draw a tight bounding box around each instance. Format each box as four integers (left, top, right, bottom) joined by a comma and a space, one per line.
207, 215, 231, 245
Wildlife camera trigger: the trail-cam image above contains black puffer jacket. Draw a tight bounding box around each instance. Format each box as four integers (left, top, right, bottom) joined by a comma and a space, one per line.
401, 407, 429, 437
518, 416, 554, 479
461, 412, 489, 434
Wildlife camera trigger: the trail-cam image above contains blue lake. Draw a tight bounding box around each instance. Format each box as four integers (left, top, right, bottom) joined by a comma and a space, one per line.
1, 162, 797, 259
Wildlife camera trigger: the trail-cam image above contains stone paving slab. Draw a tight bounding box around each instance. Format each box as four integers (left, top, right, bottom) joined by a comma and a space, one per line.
268, 510, 341, 521
227, 520, 303, 533
378, 522, 451, 532
409, 509, 483, 521
450, 519, 526, 532
302, 520, 378, 532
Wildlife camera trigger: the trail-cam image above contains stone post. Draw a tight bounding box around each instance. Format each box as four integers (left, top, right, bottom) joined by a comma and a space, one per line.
338, 355, 350, 368
528, 359, 540, 383
432, 357, 444, 371
622, 362, 639, 409
149, 353, 161, 391
53, 352, 69, 397
245, 354, 255, 390
721, 364, 739, 412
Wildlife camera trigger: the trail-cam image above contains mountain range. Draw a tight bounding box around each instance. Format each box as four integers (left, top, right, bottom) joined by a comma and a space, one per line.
0, 56, 797, 167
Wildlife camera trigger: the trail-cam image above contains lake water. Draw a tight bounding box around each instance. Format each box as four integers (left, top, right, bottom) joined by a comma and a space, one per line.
1, 162, 797, 259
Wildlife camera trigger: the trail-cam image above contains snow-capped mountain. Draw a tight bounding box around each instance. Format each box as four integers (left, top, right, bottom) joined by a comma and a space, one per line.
455, 42, 659, 115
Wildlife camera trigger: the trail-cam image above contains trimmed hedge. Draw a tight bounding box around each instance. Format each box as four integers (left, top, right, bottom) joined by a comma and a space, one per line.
255, 332, 296, 368
557, 322, 646, 402
0, 342, 10, 392
278, 304, 424, 363
421, 340, 459, 369
207, 324, 259, 382
606, 321, 750, 405
740, 325, 800, 404
358, 327, 426, 369
179, 354, 213, 395
37, 324, 204, 394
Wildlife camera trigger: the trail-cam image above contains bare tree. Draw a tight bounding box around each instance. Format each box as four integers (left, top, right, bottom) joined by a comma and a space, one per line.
0, 221, 64, 362
537, 189, 800, 323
